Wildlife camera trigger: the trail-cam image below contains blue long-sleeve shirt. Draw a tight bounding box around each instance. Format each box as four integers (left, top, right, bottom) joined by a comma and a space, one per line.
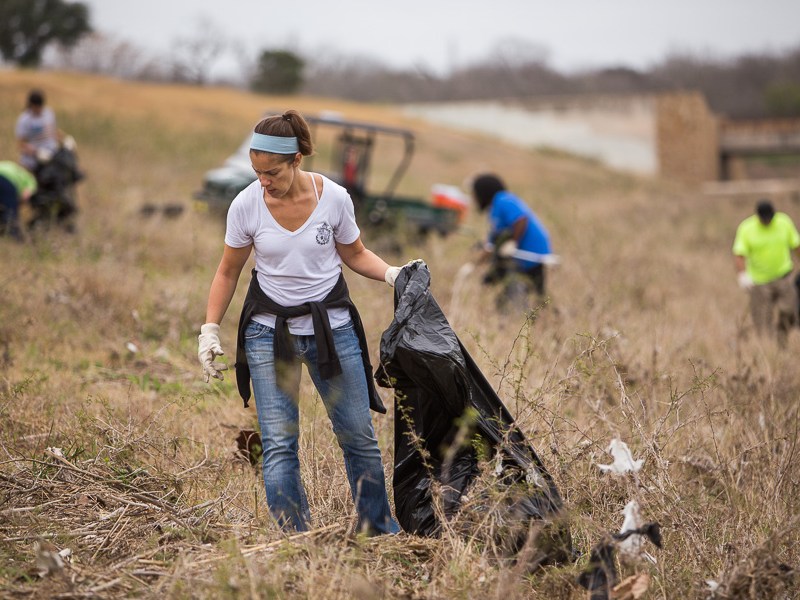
489, 190, 550, 268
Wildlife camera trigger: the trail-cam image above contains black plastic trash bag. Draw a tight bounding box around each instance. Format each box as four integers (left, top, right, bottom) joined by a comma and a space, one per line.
29, 145, 83, 230
377, 262, 570, 561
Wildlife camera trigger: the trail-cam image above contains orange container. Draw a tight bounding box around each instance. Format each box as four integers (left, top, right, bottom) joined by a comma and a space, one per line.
431, 184, 469, 222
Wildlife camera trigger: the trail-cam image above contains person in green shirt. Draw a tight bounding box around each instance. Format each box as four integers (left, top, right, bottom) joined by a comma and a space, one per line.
732, 200, 800, 344
0, 161, 37, 242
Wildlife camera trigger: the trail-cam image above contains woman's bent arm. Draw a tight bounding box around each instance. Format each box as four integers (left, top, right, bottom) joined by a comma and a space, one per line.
336, 237, 391, 282
205, 244, 253, 324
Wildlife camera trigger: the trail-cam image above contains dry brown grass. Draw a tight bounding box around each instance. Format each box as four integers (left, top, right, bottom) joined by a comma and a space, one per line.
1, 70, 799, 599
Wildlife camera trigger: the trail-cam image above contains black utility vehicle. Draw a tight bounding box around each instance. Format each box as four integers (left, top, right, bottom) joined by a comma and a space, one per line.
194, 113, 460, 237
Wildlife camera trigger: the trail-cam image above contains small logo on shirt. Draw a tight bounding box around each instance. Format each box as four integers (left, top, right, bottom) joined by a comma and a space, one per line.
316, 223, 333, 245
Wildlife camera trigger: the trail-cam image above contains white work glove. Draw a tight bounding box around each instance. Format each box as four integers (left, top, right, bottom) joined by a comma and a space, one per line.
62, 135, 77, 152
36, 147, 54, 164
198, 323, 227, 382
384, 259, 424, 287
737, 272, 754, 290
497, 239, 518, 258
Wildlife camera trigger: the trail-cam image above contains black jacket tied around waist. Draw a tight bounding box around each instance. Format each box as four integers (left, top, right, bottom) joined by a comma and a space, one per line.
235, 269, 386, 414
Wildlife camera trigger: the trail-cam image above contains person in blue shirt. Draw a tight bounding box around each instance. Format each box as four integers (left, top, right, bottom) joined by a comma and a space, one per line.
471, 173, 551, 306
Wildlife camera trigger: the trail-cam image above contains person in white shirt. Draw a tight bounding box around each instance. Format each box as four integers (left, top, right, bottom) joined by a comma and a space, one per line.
198, 109, 416, 534
15, 90, 59, 171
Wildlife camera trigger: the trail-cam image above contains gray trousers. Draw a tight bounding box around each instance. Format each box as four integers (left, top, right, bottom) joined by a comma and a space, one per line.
749, 272, 798, 344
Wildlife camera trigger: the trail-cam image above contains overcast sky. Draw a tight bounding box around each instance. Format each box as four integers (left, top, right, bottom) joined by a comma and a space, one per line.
80, 0, 800, 75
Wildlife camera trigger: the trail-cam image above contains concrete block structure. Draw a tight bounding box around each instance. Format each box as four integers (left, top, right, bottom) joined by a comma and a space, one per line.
405, 93, 800, 188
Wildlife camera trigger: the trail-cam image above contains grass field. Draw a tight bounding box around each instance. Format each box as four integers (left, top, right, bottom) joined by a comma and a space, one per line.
1, 70, 798, 599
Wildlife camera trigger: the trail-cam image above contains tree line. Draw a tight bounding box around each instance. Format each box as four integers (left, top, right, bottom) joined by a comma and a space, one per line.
2, 0, 799, 119
302, 43, 800, 119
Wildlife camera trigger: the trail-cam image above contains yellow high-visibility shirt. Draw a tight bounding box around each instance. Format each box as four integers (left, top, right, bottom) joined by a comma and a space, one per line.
733, 212, 800, 284
0, 161, 37, 196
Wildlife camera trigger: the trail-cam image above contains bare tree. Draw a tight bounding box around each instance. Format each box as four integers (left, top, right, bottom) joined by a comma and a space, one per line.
169, 16, 229, 85
303, 49, 444, 102
486, 38, 550, 70
445, 39, 570, 101
650, 48, 800, 118
229, 40, 258, 87
44, 32, 164, 80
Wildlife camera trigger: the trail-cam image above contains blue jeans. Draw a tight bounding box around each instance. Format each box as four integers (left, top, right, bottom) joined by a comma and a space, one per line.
244, 320, 400, 534
0, 175, 21, 239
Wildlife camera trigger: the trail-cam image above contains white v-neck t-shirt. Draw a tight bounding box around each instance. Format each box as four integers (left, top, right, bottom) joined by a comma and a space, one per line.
225, 173, 360, 334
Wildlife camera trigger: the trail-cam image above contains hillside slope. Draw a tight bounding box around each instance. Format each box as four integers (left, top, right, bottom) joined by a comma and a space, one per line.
1, 70, 798, 599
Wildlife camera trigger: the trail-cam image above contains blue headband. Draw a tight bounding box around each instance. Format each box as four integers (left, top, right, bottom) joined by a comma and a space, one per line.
250, 132, 299, 154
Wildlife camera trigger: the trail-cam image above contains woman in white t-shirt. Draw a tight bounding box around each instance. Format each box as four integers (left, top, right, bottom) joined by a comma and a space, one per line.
198, 110, 414, 534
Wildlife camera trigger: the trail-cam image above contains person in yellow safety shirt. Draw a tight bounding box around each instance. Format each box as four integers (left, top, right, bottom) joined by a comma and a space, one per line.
733, 199, 800, 344
0, 161, 37, 242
